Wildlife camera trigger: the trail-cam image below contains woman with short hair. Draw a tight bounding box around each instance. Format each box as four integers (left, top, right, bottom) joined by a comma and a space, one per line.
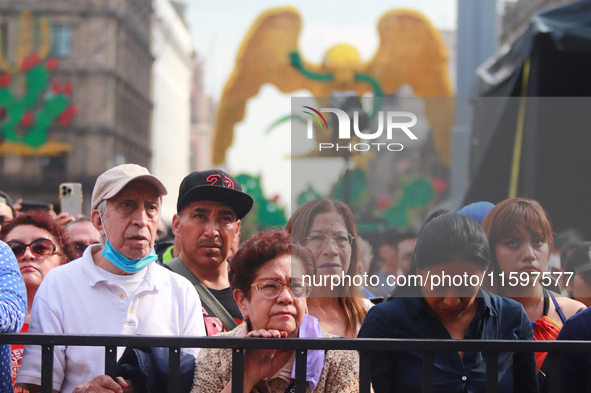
482, 198, 585, 373
191, 231, 359, 393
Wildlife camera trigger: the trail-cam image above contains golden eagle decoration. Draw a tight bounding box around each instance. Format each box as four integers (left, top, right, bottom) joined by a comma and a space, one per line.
213, 7, 454, 166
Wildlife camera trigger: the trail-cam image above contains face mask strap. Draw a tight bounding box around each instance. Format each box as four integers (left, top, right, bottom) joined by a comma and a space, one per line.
98, 210, 110, 244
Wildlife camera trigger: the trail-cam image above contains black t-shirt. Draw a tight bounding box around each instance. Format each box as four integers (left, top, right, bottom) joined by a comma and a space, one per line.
202, 287, 243, 336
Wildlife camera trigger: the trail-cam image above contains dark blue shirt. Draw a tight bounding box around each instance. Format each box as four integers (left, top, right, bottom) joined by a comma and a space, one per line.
358, 289, 539, 393
554, 306, 591, 392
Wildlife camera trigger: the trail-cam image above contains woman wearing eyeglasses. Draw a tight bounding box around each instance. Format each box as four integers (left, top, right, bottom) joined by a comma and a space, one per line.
0, 210, 76, 393
286, 199, 369, 338
191, 231, 359, 393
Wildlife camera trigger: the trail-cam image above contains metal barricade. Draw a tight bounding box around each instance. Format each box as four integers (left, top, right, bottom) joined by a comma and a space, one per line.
1, 334, 590, 393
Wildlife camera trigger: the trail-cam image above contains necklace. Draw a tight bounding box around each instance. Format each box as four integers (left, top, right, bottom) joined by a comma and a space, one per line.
526, 295, 543, 321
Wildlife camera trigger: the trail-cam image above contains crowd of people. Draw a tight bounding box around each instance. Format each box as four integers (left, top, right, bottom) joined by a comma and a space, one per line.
0, 165, 590, 392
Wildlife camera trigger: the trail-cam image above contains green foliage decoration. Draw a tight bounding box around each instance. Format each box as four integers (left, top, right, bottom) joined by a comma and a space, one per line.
0, 56, 75, 148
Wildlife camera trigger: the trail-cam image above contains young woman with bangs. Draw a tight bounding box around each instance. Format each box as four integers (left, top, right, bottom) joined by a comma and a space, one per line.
482, 198, 585, 375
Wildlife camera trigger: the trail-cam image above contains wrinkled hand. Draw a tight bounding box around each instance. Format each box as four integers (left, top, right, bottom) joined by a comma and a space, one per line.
72, 375, 129, 393
243, 329, 293, 390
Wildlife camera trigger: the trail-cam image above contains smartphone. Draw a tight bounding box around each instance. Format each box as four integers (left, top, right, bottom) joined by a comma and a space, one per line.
59, 183, 83, 216
20, 201, 51, 212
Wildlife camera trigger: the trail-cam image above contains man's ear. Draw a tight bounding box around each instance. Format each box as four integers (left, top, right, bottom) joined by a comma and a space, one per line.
172, 214, 181, 239
91, 209, 105, 238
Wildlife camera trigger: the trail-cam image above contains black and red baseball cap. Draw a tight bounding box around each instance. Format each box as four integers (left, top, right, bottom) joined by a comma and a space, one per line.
177, 169, 253, 219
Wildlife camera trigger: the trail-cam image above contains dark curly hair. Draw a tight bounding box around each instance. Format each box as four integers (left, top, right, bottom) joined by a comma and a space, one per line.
229, 231, 315, 298
0, 210, 76, 264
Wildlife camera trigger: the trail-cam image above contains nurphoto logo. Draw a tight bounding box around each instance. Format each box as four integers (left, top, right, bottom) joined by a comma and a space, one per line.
303, 106, 418, 152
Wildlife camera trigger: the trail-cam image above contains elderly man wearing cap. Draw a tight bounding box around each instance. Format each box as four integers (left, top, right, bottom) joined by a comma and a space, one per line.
168, 169, 253, 336
17, 164, 206, 393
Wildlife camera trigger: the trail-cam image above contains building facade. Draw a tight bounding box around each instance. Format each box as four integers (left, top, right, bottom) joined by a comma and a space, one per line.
150, 0, 192, 221
189, 52, 215, 173
0, 0, 153, 214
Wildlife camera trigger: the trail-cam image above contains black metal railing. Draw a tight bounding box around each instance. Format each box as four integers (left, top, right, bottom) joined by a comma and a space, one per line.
1, 334, 590, 393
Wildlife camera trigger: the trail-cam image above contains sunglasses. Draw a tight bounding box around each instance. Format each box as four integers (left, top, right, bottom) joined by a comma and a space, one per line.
6, 238, 58, 259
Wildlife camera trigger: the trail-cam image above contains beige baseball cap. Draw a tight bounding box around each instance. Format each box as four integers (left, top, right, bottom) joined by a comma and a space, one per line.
91, 164, 167, 210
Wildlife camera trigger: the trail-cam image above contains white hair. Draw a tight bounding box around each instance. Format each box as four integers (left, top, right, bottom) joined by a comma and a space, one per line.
96, 200, 108, 246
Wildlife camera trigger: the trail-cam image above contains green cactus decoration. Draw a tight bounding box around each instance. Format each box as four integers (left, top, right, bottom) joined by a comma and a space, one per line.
331, 169, 368, 204
383, 178, 434, 226
0, 55, 76, 150
296, 185, 323, 208
297, 171, 436, 228
235, 173, 288, 231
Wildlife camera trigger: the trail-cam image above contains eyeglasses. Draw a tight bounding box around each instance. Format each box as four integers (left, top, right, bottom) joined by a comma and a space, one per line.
6, 239, 58, 259
251, 278, 311, 299
303, 233, 354, 250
